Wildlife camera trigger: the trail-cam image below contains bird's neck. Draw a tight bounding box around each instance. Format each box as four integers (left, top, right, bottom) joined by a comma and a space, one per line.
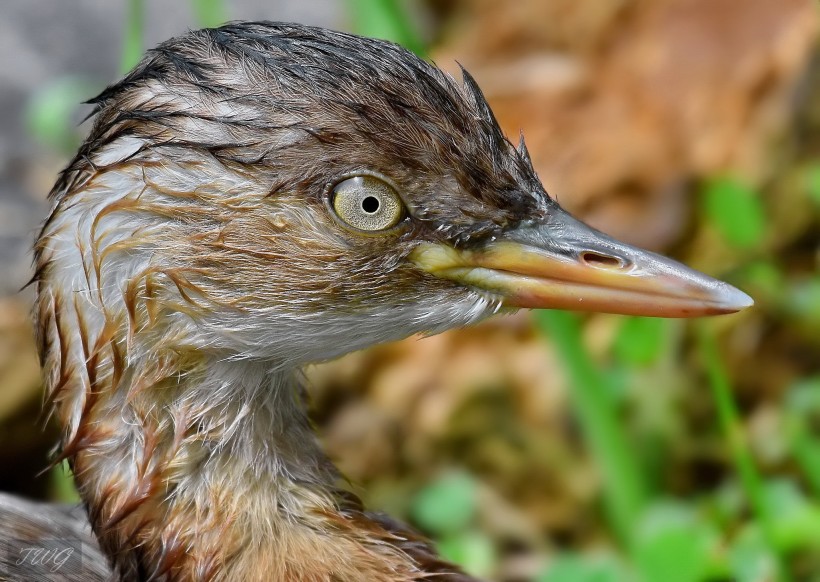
33, 162, 451, 581
66, 351, 315, 578
46, 332, 420, 581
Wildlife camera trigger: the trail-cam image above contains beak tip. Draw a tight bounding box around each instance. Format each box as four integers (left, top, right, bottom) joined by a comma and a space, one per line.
716, 284, 754, 313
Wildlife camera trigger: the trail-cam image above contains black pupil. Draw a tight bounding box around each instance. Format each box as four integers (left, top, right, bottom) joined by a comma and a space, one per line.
361, 196, 380, 213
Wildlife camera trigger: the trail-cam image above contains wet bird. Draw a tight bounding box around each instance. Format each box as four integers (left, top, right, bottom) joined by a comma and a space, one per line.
0, 21, 751, 582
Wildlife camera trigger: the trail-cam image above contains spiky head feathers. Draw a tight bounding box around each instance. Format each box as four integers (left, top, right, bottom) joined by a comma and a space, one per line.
39, 21, 548, 365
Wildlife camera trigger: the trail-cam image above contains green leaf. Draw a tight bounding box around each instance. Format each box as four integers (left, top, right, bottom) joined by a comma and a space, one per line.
122, 0, 145, 73
807, 165, 820, 206
786, 377, 820, 413
436, 532, 496, 578
702, 176, 767, 250
613, 317, 669, 367
411, 472, 477, 536
763, 479, 820, 551
538, 553, 628, 582
785, 378, 820, 497
730, 526, 778, 582
346, 0, 426, 56
785, 277, 820, 324
25, 76, 95, 154
634, 502, 719, 582
191, 0, 228, 28
738, 261, 783, 304
49, 460, 81, 503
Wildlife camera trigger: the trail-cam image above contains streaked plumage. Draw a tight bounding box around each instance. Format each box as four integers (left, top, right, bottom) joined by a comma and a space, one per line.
1, 21, 751, 582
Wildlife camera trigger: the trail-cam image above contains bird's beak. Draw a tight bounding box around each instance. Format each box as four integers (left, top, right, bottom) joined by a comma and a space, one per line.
410, 207, 753, 317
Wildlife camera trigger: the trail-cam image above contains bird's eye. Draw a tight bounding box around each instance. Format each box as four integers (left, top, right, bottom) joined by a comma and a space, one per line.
331, 176, 404, 232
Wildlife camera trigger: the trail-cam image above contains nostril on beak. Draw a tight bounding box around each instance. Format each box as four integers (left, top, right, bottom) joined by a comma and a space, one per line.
580, 251, 628, 270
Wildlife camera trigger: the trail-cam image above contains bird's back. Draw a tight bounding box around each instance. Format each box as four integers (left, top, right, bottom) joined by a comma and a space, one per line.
0, 491, 477, 581
0, 492, 110, 581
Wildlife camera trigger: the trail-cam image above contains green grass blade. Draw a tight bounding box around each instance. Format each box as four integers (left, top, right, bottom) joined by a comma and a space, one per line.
346, 0, 426, 56
806, 164, 820, 206
613, 316, 669, 367
697, 322, 792, 582
191, 0, 228, 28
411, 472, 477, 536
121, 0, 145, 73
702, 176, 766, 250
50, 460, 81, 503
785, 378, 820, 497
534, 310, 647, 546
25, 76, 96, 154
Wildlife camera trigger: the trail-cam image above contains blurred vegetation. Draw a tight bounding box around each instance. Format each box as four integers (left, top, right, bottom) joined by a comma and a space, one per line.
7, 1, 820, 581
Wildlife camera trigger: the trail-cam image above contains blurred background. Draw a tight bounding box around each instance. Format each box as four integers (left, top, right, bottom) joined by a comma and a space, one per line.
0, 1, 818, 580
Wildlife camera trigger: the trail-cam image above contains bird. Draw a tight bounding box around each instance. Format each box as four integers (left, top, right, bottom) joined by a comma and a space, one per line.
0, 21, 752, 582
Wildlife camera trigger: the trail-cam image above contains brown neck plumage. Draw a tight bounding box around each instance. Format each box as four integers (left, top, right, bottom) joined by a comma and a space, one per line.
36, 290, 440, 580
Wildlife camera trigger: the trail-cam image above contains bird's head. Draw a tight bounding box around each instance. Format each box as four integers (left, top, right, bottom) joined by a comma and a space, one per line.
41, 22, 751, 368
